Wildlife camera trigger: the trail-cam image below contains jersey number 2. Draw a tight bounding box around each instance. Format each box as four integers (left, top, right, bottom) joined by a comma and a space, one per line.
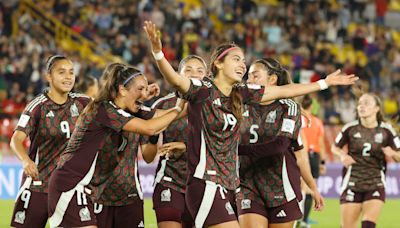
362, 143, 371, 156
60, 121, 71, 139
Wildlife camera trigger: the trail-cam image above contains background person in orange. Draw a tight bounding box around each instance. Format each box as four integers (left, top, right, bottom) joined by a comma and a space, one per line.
300, 94, 327, 227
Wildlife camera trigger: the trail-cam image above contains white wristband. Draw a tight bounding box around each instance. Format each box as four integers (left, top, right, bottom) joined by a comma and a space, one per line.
173, 106, 182, 113
152, 51, 164, 61
317, 79, 329, 90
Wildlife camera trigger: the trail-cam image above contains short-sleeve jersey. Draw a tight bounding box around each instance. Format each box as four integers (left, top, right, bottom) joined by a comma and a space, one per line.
301, 114, 324, 152
238, 99, 303, 207
15, 91, 90, 192
335, 120, 400, 192
53, 101, 134, 192
91, 106, 155, 206
180, 77, 264, 190
152, 93, 189, 193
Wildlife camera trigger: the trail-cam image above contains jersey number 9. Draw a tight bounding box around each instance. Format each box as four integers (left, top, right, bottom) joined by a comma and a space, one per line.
60, 121, 71, 139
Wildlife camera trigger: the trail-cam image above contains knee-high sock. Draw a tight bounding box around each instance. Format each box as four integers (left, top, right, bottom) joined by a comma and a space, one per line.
303, 194, 313, 222
361, 220, 376, 228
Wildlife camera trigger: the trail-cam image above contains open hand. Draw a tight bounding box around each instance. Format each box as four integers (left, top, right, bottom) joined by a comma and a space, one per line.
325, 69, 359, 86
143, 21, 163, 53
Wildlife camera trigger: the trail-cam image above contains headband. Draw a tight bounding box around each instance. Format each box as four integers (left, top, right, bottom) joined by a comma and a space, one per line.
216, 47, 239, 60
46, 55, 65, 72
123, 72, 143, 86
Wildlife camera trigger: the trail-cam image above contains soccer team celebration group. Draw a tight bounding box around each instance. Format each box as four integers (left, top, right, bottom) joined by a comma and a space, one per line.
8, 21, 400, 228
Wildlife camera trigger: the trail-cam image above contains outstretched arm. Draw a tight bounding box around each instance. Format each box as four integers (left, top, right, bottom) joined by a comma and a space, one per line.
143, 21, 191, 94
260, 70, 358, 102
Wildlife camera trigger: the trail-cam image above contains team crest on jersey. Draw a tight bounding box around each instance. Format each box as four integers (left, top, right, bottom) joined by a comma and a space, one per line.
14, 211, 25, 224
225, 202, 235, 215
161, 188, 171, 202
265, 110, 277, 123
79, 207, 91, 222
241, 199, 251, 209
374, 133, 383, 143
70, 103, 80, 117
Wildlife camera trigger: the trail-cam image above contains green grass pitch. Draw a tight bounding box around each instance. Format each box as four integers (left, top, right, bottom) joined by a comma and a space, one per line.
1, 199, 399, 227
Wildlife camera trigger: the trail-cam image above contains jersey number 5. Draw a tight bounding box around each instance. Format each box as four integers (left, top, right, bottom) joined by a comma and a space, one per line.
60, 121, 71, 139
362, 143, 371, 157
250, 124, 259, 144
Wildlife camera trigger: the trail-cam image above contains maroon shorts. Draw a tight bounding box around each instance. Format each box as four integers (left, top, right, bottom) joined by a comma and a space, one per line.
10, 190, 48, 227
237, 198, 302, 223
185, 178, 237, 228
340, 188, 385, 204
48, 185, 96, 227
94, 198, 144, 228
153, 183, 193, 225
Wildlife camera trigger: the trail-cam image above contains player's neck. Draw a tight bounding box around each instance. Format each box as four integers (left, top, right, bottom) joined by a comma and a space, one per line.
113, 97, 126, 110
47, 89, 68, 104
213, 77, 232, 96
360, 116, 378, 128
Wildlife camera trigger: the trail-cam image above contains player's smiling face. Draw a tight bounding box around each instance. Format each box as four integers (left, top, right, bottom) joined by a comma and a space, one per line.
47, 59, 75, 94
180, 58, 206, 80
357, 94, 379, 119
123, 75, 148, 113
218, 48, 247, 84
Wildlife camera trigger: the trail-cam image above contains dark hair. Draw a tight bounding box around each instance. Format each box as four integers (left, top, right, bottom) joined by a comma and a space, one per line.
301, 94, 313, 109
178, 55, 207, 73
74, 75, 98, 94
253, 58, 292, 86
210, 43, 243, 122
46, 55, 68, 73
81, 63, 144, 116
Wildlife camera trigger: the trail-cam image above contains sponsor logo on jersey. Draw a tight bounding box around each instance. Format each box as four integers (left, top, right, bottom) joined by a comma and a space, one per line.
276, 210, 287, 217
374, 133, 383, 143
161, 188, 171, 202
79, 206, 91, 222
138, 220, 145, 227
243, 110, 249, 117
241, 199, 251, 210
266, 110, 277, 123
372, 191, 380, 197
225, 202, 235, 215
213, 98, 222, 106
353, 132, 362, 138
14, 211, 26, 224
46, 111, 55, 118
70, 103, 80, 117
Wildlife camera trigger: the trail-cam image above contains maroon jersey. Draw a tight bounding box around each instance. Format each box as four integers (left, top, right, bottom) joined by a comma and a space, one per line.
335, 121, 400, 192
15, 92, 90, 193
152, 93, 189, 193
92, 106, 156, 206
53, 101, 134, 193
238, 99, 303, 207
179, 77, 265, 190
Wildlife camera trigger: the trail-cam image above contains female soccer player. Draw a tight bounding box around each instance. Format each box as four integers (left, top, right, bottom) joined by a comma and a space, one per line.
332, 93, 400, 228
47, 63, 185, 228
152, 55, 207, 228
144, 20, 357, 228
10, 55, 90, 228
237, 58, 323, 228
74, 75, 99, 99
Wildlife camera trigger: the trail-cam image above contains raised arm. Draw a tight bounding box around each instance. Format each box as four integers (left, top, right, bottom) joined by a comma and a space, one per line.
143, 21, 191, 94
260, 70, 358, 102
